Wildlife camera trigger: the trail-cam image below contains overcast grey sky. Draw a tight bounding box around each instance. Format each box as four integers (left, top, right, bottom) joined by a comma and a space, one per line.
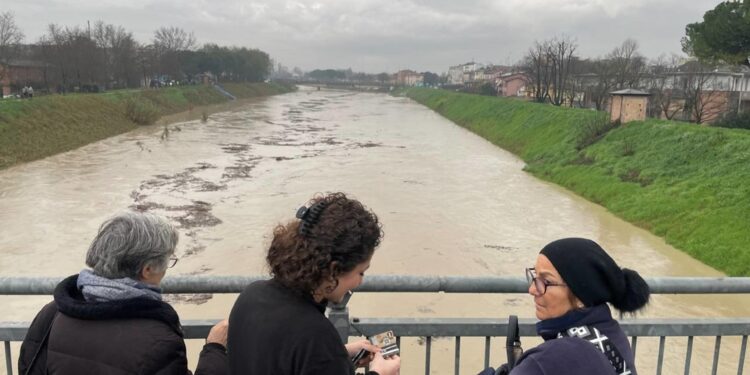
6, 0, 723, 73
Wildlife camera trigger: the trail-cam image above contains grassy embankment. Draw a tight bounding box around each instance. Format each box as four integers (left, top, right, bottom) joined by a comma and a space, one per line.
0, 82, 295, 170
405, 88, 750, 276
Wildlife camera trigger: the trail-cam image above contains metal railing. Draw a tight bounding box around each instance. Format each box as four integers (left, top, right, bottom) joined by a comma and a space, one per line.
2, 275, 750, 375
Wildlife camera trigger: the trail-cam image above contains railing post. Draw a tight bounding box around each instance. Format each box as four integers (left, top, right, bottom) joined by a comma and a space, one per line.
5, 341, 13, 375
328, 293, 352, 344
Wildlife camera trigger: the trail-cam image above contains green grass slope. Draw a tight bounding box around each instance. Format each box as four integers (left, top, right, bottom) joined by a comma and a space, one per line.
406, 88, 750, 276
0, 82, 295, 169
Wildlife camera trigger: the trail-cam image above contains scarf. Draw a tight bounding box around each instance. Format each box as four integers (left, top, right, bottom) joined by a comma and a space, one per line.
77, 269, 162, 302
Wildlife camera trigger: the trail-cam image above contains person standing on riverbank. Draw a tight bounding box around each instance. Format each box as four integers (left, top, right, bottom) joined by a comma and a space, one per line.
228, 192, 401, 375
18, 211, 229, 375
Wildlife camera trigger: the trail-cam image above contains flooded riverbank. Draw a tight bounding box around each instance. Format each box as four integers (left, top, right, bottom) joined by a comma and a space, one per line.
1, 86, 746, 374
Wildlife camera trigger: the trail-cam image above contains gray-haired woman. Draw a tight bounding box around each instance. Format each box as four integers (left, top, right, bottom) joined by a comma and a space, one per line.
19, 211, 228, 375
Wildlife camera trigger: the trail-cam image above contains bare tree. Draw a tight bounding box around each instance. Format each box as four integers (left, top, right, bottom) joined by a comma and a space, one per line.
136, 44, 158, 87
647, 54, 683, 120
64, 26, 99, 88
153, 26, 196, 52
609, 39, 646, 89
42, 24, 69, 90
0, 11, 25, 82
152, 26, 196, 80
567, 57, 590, 107
683, 62, 725, 124
522, 36, 578, 106
92, 21, 140, 88
523, 40, 552, 103
546, 35, 578, 106
588, 59, 616, 110
35, 35, 53, 91
40, 24, 99, 91
579, 39, 646, 111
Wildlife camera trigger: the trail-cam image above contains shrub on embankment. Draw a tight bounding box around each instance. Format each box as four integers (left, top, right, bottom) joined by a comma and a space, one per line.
0, 82, 295, 170
405, 88, 750, 276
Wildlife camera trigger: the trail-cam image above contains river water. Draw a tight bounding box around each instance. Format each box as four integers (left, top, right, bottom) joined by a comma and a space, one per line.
0, 86, 746, 374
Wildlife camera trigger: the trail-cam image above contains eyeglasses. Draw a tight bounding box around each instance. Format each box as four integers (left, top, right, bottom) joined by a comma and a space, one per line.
167, 257, 179, 268
525, 267, 566, 295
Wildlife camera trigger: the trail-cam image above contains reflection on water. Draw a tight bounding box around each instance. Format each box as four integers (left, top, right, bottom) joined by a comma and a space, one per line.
0, 86, 747, 374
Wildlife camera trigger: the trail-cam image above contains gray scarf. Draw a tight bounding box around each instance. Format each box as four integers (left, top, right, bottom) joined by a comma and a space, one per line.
77, 269, 163, 302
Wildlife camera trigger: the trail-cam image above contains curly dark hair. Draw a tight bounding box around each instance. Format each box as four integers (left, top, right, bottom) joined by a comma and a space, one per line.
267, 192, 383, 295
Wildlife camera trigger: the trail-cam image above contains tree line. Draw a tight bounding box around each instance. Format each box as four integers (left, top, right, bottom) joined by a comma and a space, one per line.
0, 12, 271, 92
295, 68, 441, 87
519, 1, 750, 126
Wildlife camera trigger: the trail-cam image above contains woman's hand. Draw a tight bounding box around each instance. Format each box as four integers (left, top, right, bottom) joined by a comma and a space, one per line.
206, 319, 229, 347
345, 339, 380, 367
369, 353, 400, 375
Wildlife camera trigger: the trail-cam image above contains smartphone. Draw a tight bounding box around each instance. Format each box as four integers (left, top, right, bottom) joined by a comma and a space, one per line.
369, 330, 400, 357
351, 330, 400, 365
351, 348, 368, 365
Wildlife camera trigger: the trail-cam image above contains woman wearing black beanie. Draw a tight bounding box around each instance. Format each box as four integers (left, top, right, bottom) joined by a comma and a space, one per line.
510, 238, 650, 375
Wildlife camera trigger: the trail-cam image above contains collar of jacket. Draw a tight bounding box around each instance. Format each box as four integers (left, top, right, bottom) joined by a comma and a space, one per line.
53, 274, 184, 337
535, 304, 613, 340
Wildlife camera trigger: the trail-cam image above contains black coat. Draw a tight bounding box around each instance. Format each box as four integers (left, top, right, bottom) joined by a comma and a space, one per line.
228, 279, 357, 375
18, 274, 227, 375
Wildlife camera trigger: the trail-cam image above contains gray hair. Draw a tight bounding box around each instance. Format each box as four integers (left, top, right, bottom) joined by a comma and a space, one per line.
85, 211, 179, 279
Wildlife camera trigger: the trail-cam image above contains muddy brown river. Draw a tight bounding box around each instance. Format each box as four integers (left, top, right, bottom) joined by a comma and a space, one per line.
0, 86, 747, 374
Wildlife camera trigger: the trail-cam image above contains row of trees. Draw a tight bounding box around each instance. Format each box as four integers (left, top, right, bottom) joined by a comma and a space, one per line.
520, 1, 749, 125
522, 38, 654, 109
520, 38, 740, 124
0, 12, 271, 92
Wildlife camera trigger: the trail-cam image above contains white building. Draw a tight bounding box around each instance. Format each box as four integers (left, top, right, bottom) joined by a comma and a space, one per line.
447, 62, 483, 85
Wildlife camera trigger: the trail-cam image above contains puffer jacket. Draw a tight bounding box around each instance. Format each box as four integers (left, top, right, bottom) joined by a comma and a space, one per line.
511, 304, 636, 375
19, 274, 227, 375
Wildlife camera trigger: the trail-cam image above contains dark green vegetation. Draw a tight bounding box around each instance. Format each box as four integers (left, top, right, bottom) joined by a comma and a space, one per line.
405, 88, 750, 276
0, 82, 294, 169
716, 110, 750, 129
682, 0, 750, 66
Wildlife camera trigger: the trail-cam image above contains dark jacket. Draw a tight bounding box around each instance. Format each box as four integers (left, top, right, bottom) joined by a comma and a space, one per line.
229, 279, 370, 375
18, 274, 227, 375
511, 304, 636, 375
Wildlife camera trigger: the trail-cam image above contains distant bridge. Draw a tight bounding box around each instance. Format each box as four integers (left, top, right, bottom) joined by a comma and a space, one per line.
277, 79, 392, 92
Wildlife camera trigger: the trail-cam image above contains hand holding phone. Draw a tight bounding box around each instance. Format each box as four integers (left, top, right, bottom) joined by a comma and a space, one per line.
351, 348, 369, 365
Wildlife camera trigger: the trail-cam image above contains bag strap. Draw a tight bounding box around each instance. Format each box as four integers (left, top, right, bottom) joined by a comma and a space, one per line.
476, 315, 523, 375
561, 325, 632, 375
24, 311, 59, 375
505, 315, 522, 369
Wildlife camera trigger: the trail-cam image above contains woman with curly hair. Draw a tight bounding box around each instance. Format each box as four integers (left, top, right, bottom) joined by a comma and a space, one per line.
228, 193, 400, 375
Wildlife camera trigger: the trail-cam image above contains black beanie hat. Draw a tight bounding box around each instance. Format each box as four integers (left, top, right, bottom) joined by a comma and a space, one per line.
540, 238, 650, 313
